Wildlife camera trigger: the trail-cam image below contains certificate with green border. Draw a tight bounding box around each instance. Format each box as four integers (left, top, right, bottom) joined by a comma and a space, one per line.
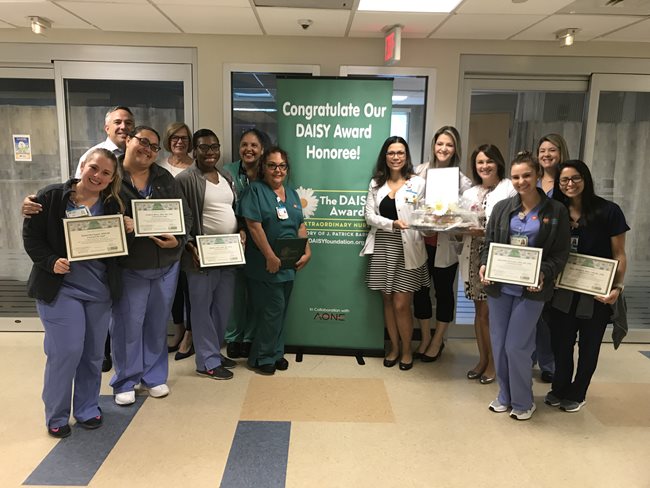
63, 214, 128, 262
196, 234, 245, 267
485, 242, 542, 287
132, 199, 186, 237
556, 252, 618, 296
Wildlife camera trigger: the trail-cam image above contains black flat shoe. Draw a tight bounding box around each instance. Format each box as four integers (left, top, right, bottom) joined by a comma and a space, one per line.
174, 345, 195, 361
226, 342, 242, 359
420, 342, 445, 363
241, 342, 252, 358
383, 357, 398, 368
101, 356, 112, 373
48, 424, 71, 439
254, 363, 276, 375
467, 368, 485, 380
399, 361, 413, 371
275, 358, 289, 371
479, 374, 496, 385
541, 371, 554, 383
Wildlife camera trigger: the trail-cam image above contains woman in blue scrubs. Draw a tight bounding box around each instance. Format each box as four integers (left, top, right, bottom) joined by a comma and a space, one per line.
24, 148, 128, 438
479, 151, 570, 421
110, 126, 192, 406
239, 147, 311, 375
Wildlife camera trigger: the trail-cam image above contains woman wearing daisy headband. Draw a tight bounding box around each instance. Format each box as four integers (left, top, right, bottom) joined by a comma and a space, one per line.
361, 136, 429, 371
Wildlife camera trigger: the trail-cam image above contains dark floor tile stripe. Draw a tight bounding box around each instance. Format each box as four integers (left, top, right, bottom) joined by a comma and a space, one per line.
220, 421, 291, 488
23, 395, 146, 486
640, 351, 650, 360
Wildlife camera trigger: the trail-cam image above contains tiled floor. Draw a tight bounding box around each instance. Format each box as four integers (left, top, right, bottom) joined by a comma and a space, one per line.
1, 332, 649, 488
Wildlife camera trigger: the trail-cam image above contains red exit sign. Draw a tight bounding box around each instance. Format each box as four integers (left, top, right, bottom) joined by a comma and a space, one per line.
384, 25, 401, 65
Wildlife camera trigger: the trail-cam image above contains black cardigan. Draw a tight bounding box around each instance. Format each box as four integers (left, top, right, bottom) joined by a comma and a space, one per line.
23, 179, 122, 303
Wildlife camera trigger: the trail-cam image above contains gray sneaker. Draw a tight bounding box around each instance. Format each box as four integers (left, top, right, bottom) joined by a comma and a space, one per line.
196, 366, 234, 380
488, 399, 510, 413
560, 399, 585, 412
544, 391, 561, 407
510, 403, 537, 421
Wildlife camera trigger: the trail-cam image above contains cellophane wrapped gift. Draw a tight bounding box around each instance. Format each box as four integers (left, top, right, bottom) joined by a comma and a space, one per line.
409, 196, 482, 232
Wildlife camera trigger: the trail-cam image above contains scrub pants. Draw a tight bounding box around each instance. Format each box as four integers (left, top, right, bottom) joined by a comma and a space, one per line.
110, 263, 179, 393
548, 298, 611, 403
224, 268, 253, 344
247, 278, 294, 368
37, 288, 111, 428
488, 294, 545, 411
187, 267, 236, 371
533, 311, 555, 374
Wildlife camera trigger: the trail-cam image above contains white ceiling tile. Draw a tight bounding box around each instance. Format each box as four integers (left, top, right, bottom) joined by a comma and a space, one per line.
596, 18, 650, 42
256, 7, 350, 36
153, 0, 250, 6
158, 5, 262, 35
350, 11, 447, 38
557, 0, 650, 16
512, 14, 644, 41
431, 13, 544, 40
0, 2, 95, 29
457, 0, 574, 15
57, 1, 178, 32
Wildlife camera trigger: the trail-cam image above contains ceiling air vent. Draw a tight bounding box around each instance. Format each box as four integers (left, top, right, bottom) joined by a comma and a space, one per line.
254, 0, 352, 9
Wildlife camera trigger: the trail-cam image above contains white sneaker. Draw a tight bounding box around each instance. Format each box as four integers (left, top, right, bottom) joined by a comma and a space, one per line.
115, 390, 135, 406
510, 403, 537, 421
488, 399, 510, 413
147, 384, 170, 398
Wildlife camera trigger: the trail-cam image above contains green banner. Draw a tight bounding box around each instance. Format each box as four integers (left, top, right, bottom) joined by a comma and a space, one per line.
276, 77, 393, 350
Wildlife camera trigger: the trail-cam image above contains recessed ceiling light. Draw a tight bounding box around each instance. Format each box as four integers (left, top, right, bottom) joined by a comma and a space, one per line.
392, 95, 408, 102
358, 0, 462, 13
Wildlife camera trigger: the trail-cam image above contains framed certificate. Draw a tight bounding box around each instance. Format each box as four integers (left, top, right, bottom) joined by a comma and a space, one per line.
485, 243, 543, 287
196, 234, 245, 267
556, 252, 619, 296
63, 215, 129, 262
132, 199, 186, 237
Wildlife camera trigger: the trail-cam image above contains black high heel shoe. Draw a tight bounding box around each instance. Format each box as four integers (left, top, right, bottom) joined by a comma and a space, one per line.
420, 342, 445, 363
174, 344, 195, 361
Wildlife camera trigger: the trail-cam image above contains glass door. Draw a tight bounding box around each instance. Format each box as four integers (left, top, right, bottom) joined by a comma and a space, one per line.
583, 74, 650, 342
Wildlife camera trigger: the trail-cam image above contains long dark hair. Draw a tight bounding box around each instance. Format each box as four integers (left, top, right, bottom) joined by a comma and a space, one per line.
470, 144, 506, 184
553, 159, 605, 226
431, 125, 461, 167
372, 136, 414, 187
257, 146, 290, 180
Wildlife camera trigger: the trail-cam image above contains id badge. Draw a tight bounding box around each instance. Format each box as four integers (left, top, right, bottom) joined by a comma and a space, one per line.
276, 206, 289, 220
570, 236, 579, 252
66, 206, 91, 218
404, 189, 417, 205
510, 235, 528, 246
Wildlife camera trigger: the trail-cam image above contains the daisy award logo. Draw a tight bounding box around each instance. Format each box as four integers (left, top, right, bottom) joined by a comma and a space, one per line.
297, 186, 319, 218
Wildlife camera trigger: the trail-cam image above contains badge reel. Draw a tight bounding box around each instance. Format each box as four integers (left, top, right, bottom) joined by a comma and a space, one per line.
276, 196, 288, 220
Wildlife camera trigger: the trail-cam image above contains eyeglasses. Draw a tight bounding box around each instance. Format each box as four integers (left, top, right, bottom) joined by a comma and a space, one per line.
197, 143, 221, 153
386, 151, 406, 158
266, 163, 288, 171
133, 135, 161, 152
559, 175, 583, 186
170, 135, 189, 143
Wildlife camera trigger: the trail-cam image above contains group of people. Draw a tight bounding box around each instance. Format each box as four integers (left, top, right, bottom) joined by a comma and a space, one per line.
23, 106, 310, 438
362, 128, 629, 421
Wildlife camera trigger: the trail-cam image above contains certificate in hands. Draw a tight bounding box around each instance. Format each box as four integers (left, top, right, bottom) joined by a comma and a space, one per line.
556, 253, 618, 296
132, 199, 186, 237
196, 234, 245, 267
485, 243, 542, 287
273, 237, 307, 270
63, 214, 129, 262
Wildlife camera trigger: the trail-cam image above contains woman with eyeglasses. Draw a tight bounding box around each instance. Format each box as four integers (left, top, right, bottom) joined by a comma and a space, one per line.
361, 136, 429, 370
545, 160, 628, 413
413, 126, 472, 362
23, 149, 128, 438
176, 129, 243, 380
110, 125, 192, 406
158, 122, 195, 360
534, 133, 572, 383
479, 151, 570, 421
238, 146, 311, 375
222, 128, 271, 360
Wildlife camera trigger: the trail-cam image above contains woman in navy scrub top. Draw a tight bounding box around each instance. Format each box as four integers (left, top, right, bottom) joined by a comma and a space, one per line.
546, 160, 629, 413
239, 147, 311, 375
23, 148, 129, 438
479, 151, 570, 421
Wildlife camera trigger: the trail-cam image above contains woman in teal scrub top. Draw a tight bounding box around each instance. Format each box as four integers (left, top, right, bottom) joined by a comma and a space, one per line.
239, 146, 311, 375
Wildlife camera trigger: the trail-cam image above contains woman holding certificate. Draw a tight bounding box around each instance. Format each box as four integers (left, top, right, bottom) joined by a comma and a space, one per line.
110, 126, 192, 406
546, 160, 629, 413
361, 136, 429, 370
413, 126, 472, 362
479, 151, 570, 421
239, 147, 311, 375
176, 129, 243, 380
459, 144, 515, 384
23, 148, 127, 438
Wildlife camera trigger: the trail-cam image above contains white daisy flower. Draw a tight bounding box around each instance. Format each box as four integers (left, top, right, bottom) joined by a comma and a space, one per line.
296, 186, 319, 218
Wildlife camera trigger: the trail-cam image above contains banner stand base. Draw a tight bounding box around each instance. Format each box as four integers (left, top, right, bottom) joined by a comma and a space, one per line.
286, 345, 384, 366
